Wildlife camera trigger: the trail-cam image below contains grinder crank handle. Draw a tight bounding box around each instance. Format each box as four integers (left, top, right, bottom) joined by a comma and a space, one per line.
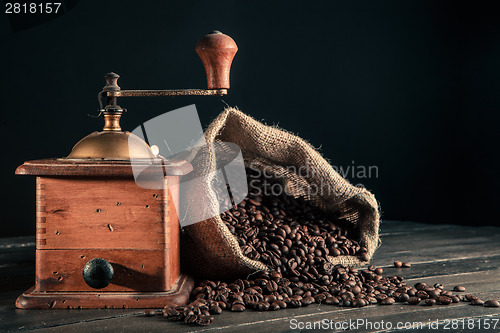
196, 31, 238, 90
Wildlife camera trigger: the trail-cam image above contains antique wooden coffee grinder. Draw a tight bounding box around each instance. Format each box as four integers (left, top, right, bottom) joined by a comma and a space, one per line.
15, 31, 237, 309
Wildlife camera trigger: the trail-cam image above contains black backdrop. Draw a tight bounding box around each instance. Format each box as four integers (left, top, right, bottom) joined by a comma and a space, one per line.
1, 0, 499, 237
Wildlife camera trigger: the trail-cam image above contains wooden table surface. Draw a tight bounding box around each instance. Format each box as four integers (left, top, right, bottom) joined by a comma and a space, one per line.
1, 220, 499, 332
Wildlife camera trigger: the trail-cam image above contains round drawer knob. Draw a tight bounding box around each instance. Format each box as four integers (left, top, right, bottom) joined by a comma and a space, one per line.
82, 258, 114, 289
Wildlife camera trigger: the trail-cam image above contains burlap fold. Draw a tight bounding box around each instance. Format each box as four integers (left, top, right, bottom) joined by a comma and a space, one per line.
181, 108, 380, 280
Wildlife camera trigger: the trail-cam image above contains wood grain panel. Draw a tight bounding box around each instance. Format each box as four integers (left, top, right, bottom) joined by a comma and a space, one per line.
39, 177, 169, 250
36, 249, 172, 292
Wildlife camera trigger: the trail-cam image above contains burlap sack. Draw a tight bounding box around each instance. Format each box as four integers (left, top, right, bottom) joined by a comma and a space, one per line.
181, 108, 380, 280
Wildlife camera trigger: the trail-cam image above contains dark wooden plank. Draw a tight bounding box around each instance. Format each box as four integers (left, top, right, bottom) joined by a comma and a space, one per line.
371, 224, 500, 266
35, 290, 500, 333
370, 255, 500, 281
21, 270, 500, 333
1, 221, 499, 333
0, 236, 35, 248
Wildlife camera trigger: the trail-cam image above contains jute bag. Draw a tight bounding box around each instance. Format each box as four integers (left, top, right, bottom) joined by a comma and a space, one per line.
181, 108, 380, 280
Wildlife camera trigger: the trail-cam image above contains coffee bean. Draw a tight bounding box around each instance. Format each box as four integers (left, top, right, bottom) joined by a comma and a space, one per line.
196, 315, 214, 326
353, 299, 366, 307
484, 300, 500, 307
330, 248, 341, 257
351, 285, 362, 295
380, 297, 395, 305
465, 294, 478, 302
471, 299, 484, 306
398, 293, 410, 302
209, 303, 222, 314
325, 296, 340, 305
257, 301, 270, 311
276, 300, 287, 309
407, 297, 421, 305
302, 296, 315, 306
269, 302, 281, 310
359, 253, 370, 262
231, 304, 246, 312
438, 296, 452, 305
394, 261, 403, 268
453, 285, 465, 292
416, 291, 429, 299
414, 282, 426, 290
164, 307, 182, 321
424, 299, 436, 306
402, 262, 411, 268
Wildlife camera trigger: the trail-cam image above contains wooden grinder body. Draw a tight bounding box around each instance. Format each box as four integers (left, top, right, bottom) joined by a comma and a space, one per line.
15, 159, 194, 309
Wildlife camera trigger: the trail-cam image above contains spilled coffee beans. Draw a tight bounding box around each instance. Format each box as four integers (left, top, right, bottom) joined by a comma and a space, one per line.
148, 171, 499, 326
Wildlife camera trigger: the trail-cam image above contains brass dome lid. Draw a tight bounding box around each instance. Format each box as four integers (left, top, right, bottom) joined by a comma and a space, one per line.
67, 131, 155, 160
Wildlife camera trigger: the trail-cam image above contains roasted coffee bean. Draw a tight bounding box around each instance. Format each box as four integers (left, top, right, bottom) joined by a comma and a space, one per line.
359, 253, 370, 262
257, 301, 270, 311
414, 283, 427, 290
184, 314, 198, 324
424, 299, 436, 306
269, 302, 281, 310
218, 301, 227, 310
438, 296, 452, 305
325, 296, 340, 305
453, 285, 465, 292
231, 304, 246, 312
380, 297, 395, 305
398, 293, 410, 302
164, 308, 183, 321
196, 315, 214, 326
276, 300, 287, 309
451, 296, 461, 303
465, 294, 478, 302
394, 261, 403, 268
416, 290, 429, 300
210, 304, 223, 314
471, 299, 484, 306
330, 248, 341, 257
352, 299, 366, 307
407, 297, 421, 305
402, 262, 411, 268
289, 297, 302, 308
302, 296, 315, 306
484, 300, 500, 307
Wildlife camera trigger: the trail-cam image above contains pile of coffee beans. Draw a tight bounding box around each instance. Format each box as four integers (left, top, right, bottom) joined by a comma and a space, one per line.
156, 265, 498, 326
149, 170, 499, 326
221, 168, 369, 278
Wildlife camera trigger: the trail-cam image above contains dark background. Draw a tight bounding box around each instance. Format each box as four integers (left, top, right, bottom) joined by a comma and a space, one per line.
1, 0, 499, 237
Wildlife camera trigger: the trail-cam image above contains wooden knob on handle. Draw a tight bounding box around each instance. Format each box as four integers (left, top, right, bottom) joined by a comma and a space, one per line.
196, 31, 238, 90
